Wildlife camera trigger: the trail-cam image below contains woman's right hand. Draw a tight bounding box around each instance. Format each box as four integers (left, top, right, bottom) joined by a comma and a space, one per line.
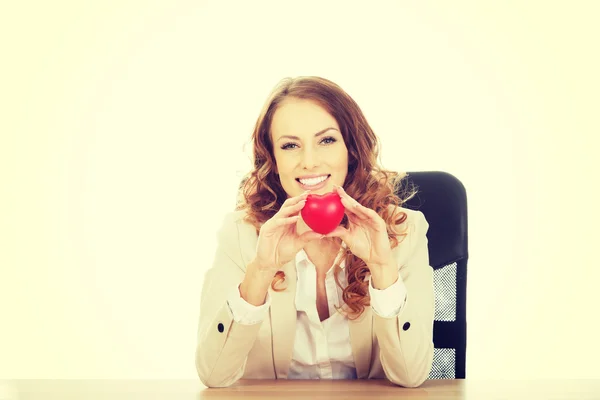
253, 191, 323, 274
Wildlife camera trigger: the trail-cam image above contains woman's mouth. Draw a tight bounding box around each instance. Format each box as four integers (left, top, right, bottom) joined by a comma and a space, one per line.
296, 174, 331, 190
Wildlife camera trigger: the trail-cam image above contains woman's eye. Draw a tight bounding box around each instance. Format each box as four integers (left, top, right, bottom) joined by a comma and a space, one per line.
321, 136, 337, 145
281, 137, 336, 150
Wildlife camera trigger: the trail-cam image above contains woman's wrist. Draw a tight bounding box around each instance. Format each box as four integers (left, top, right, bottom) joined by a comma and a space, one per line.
368, 258, 399, 290
240, 259, 275, 306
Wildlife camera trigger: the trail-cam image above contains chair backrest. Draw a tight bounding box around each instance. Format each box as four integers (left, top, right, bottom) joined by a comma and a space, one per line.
401, 171, 468, 379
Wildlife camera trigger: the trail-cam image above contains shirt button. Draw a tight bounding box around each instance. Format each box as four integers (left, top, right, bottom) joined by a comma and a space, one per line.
402, 322, 411, 331
217, 323, 224, 333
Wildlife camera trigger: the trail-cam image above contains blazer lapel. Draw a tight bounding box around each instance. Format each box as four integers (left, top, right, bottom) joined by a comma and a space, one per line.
348, 304, 373, 379
269, 259, 297, 378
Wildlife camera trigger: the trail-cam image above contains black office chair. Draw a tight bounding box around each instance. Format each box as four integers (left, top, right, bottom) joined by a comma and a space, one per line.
401, 171, 468, 380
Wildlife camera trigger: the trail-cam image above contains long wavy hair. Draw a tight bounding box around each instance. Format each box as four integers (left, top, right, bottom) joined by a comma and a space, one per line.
236, 76, 418, 319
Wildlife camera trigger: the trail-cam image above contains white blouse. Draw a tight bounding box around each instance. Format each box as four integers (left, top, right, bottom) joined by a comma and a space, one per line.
226, 248, 407, 379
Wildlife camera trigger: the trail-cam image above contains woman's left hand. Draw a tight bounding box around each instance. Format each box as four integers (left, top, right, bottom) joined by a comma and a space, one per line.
325, 185, 395, 272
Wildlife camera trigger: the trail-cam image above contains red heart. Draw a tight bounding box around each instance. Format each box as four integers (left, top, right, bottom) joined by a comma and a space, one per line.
300, 192, 345, 234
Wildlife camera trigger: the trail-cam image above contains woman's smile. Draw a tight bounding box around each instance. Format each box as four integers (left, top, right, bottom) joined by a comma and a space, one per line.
296, 174, 331, 190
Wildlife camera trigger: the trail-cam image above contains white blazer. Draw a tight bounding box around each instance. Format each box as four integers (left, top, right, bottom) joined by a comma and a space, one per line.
195, 206, 434, 388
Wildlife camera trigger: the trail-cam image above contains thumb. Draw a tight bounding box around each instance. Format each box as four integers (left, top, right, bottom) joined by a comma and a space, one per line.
324, 225, 350, 242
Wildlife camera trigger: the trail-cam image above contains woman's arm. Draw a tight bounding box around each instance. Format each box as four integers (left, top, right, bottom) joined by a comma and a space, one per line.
197, 193, 321, 387
372, 211, 435, 387
195, 212, 269, 388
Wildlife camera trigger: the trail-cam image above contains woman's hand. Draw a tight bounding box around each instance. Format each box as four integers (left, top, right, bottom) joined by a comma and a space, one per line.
253, 191, 324, 274
325, 185, 399, 288
242, 191, 324, 306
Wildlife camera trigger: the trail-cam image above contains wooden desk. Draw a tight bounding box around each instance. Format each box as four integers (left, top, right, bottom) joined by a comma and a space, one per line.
4, 379, 600, 400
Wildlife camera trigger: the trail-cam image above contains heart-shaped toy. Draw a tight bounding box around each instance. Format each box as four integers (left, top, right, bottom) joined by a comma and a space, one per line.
300, 192, 345, 235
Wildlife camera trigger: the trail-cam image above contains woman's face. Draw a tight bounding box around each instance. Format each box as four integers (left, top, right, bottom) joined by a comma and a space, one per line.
270, 97, 349, 198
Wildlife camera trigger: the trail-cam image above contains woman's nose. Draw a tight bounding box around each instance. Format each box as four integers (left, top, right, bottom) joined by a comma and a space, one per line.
301, 148, 319, 169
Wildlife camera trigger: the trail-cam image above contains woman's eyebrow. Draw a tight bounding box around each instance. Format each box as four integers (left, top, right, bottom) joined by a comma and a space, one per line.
276, 127, 339, 142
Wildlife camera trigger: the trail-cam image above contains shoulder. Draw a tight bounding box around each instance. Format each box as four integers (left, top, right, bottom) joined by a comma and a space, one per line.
216, 209, 256, 240
221, 209, 250, 226
386, 205, 430, 266
386, 205, 429, 236
215, 209, 260, 269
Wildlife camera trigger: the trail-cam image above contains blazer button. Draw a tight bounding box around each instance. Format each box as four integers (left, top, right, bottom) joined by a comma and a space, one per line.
402, 322, 411, 331
217, 323, 224, 333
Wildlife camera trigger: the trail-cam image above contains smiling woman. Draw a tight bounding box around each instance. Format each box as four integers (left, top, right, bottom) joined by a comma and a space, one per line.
195, 76, 434, 388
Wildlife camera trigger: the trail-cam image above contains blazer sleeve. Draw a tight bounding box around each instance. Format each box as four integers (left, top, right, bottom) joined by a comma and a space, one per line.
373, 210, 435, 387
194, 212, 264, 387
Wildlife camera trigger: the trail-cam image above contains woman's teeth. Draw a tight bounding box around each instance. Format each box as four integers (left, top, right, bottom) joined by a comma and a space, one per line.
299, 175, 328, 186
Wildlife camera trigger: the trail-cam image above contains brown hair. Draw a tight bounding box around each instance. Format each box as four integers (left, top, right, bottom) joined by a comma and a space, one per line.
237, 76, 418, 319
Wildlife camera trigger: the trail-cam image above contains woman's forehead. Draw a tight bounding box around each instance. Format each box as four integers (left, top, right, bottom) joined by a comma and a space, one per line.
271, 98, 339, 140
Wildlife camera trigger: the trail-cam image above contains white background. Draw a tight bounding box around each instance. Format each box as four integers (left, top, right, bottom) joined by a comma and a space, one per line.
2, 1, 599, 379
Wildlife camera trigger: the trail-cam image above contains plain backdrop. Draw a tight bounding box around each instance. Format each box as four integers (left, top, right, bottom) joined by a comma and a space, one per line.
1, 1, 599, 380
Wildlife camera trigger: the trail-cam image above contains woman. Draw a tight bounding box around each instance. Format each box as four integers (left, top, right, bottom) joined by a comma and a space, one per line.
195, 76, 434, 388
